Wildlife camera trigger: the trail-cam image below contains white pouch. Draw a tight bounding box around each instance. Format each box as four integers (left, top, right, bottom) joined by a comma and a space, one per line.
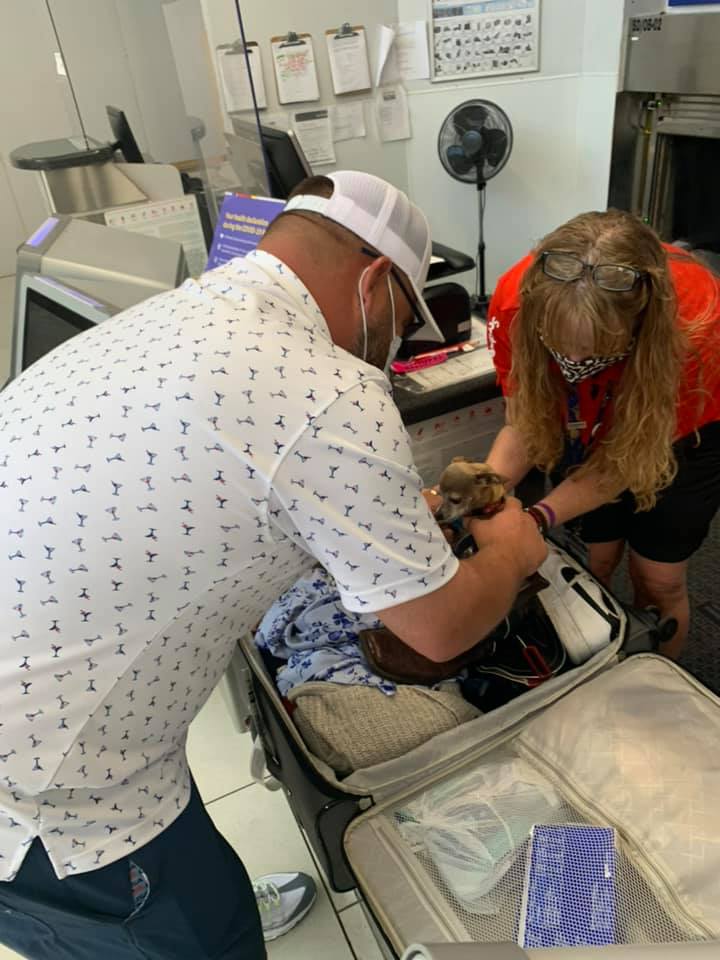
396, 756, 560, 912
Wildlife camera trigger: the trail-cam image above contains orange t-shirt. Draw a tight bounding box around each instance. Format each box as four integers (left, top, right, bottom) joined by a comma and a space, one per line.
487, 246, 720, 444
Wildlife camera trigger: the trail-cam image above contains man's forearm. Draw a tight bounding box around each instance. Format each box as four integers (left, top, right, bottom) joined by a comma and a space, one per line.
380, 549, 526, 663
486, 424, 533, 489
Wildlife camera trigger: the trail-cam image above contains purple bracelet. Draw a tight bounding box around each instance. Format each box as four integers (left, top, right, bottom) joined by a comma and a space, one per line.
535, 501, 557, 529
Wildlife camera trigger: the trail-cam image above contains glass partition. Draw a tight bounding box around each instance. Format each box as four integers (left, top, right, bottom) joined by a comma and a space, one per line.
45, 0, 269, 230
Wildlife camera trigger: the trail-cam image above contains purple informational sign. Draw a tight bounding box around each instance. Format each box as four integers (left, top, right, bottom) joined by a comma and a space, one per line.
206, 193, 285, 271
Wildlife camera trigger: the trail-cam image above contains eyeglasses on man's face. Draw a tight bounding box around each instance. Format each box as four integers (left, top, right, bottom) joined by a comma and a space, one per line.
541, 251, 647, 292
360, 246, 424, 336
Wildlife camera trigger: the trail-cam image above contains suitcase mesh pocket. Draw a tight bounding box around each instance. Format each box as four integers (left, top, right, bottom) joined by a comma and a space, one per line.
387, 746, 707, 946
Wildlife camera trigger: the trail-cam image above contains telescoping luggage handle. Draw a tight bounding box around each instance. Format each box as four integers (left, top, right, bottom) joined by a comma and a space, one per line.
401, 943, 720, 959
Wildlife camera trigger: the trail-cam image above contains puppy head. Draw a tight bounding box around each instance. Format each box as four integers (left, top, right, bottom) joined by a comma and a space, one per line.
435, 458, 506, 524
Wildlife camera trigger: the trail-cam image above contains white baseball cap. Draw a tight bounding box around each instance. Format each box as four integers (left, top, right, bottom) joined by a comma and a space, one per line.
284, 170, 444, 344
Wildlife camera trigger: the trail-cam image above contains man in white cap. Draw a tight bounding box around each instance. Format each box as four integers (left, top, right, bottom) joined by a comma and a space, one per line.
0, 172, 545, 959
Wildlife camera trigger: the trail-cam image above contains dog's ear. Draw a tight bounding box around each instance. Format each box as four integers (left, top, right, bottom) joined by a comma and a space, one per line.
474, 471, 506, 486
451, 456, 471, 464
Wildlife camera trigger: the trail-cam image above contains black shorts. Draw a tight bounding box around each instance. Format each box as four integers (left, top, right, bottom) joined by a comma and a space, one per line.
578, 421, 720, 564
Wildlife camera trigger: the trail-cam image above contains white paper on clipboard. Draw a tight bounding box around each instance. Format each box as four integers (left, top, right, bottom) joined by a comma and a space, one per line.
216, 43, 267, 113
326, 26, 372, 95
271, 35, 320, 105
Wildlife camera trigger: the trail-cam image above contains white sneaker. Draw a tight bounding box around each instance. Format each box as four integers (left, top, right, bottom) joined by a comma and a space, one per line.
253, 871, 317, 942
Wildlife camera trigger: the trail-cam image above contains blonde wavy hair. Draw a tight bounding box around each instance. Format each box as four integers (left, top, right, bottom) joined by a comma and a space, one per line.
510, 210, 690, 511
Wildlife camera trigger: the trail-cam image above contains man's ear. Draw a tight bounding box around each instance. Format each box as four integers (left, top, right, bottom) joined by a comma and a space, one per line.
360, 256, 393, 309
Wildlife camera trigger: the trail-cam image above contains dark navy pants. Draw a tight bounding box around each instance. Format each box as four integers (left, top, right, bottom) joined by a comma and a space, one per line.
0, 783, 266, 959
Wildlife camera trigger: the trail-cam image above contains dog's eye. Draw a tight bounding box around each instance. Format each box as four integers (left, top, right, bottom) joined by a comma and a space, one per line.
449, 495, 462, 504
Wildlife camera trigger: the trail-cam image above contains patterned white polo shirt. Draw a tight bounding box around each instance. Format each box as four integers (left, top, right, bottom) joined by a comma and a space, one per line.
0, 250, 457, 880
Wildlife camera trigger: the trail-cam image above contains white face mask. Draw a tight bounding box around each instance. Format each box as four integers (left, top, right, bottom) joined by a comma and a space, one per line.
357, 267, 399, 375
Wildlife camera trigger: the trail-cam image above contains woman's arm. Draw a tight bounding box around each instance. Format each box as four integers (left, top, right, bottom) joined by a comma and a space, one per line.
486, 419, 534, 489
537, 469, 625, 527
486, 415, 625, 526
486, 424, 533, 488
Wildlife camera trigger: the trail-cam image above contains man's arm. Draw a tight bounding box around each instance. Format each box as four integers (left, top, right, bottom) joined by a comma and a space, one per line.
377, 498, 547, 662
269, 380, 546, 661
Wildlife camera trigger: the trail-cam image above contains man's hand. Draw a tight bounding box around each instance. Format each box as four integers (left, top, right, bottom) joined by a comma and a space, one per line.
422, 487, 442, 514
377, 496, 548, 662
467, 497, 547, 579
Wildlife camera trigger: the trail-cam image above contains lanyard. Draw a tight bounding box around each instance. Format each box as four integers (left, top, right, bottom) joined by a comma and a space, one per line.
565, 381, 615, 467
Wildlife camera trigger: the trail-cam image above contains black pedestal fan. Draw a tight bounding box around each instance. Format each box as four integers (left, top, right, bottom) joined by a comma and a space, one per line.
438, 99, 514, 314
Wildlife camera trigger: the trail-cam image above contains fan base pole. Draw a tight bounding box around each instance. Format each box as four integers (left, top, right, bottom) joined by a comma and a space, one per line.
470, 294, 489, 318
474, 178, 488, 317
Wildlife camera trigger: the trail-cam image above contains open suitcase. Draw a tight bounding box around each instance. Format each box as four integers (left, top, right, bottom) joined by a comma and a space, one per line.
228, 540, 720, 957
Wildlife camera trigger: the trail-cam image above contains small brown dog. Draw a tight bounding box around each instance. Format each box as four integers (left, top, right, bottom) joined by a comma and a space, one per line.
434, 457, 507, 525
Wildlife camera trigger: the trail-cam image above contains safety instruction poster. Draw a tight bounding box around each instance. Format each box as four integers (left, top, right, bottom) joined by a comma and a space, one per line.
430, 0, 540, 81
206, 193, 284, 271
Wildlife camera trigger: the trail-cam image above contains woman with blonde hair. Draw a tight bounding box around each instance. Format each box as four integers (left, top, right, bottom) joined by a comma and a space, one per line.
486, 209, 720, 658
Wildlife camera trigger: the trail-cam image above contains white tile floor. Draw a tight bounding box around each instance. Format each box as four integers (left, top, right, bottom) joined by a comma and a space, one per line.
0, 687, 388, 960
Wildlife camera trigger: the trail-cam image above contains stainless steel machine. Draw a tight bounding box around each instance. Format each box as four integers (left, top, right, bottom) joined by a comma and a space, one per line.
609, 10, 720, 271
10, 215, 188, 382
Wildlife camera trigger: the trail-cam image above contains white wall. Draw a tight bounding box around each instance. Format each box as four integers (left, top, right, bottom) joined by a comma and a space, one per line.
398, 0, 625, 288
201, 0, 410, 191
219, 0, 626, 287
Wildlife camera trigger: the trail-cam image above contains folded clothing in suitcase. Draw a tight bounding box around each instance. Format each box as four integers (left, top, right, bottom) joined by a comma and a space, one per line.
288, 682, 480, 775
255, 544, 622, 775
344, 657, 719, 953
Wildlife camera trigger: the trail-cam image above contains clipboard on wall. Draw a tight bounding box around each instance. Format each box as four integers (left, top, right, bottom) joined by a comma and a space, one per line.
270, 32, 320, 105
216, 41, 267, 113
325, 23, 372, 95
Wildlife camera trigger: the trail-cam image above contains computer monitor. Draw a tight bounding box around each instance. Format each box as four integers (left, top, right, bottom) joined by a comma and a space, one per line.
13, 275, 112, 377
10, 216, 188, 380
107, 105, 144, 164
231, 117, 312, 199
